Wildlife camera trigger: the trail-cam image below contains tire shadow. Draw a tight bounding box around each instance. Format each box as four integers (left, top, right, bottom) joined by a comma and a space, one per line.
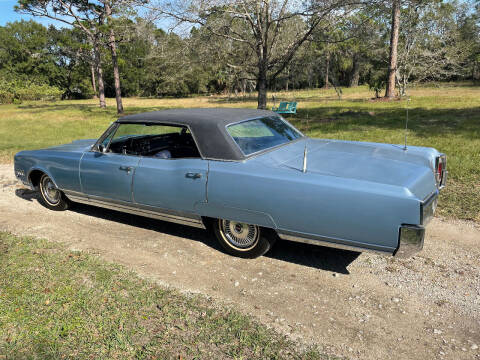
15, 188, 37, 202
15, 188, 360, 274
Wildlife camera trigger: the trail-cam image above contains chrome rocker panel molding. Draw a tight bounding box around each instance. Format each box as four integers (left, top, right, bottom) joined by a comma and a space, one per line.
63, 191, 206, 229
278, 225, 425, 257
277, 230, 395, 255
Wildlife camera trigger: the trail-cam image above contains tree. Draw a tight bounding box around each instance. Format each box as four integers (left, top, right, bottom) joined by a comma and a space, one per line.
104, 1, 123, 113
16, 0, 108, 108
457, 1, 480, 80
16, 0, 135, 113
385, 0, 401, 98
0, 20, 55, 84
47, 26, 95, 99
151, 0, 366, 109
392, 0, 474, 95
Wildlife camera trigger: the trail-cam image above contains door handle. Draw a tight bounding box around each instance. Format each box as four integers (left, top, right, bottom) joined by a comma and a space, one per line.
119, 166, 133, 174
185, 172, 202, 179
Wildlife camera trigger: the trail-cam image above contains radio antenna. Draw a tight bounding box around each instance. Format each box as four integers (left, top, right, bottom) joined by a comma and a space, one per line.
404, 97, 411, 151
302, 141, 308, 173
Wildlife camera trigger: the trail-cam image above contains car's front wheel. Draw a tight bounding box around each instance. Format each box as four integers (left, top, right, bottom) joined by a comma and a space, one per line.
213, 219, 275, 258
38, 173, 70, 211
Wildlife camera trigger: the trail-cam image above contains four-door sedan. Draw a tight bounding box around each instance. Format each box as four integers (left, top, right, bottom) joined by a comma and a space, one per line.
14, 108, 446, 258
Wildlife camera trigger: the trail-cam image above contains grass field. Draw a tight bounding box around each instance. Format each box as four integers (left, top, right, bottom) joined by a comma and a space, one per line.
0, 232, 325, 359
0, 84, 479, 221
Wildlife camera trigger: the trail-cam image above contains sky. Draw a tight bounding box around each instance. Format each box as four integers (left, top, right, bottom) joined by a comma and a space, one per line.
0, 0, 67, 27
0, 0, 175, 31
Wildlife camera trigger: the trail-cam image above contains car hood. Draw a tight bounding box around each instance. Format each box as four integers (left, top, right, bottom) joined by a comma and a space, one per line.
261, 138, 437, 200
47, 139, 97, 152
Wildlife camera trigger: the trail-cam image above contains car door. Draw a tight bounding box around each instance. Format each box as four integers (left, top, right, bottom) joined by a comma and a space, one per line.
132, 157, 208, 213
80, 151, 139, 202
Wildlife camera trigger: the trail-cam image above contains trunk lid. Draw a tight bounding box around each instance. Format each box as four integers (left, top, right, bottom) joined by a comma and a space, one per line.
260, 138, 437, 200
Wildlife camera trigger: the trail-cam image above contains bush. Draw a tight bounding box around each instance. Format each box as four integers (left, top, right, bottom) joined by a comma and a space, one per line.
0, 80, 63, 104
366, 69, 387, 98
0, 89, 14, 104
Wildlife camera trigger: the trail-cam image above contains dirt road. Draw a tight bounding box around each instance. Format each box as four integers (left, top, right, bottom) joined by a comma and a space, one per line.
1, 164, 479, 360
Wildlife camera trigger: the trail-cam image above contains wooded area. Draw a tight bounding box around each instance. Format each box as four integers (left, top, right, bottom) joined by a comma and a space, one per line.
0, 0, 478, 112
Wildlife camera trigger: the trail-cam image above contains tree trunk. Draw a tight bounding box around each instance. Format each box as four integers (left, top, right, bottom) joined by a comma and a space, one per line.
93, 40, 106, 108
349, 55, 360, 87
90, 63, 97, 98
285, 67, 289, 91
473, 61, 480, 81
257, 64, 268, 110
324, 52, 330, 89
385, 0, 401, 98
105, 2, 124, 114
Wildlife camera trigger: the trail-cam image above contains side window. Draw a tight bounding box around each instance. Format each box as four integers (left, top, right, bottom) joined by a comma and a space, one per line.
106, 123, 201, 159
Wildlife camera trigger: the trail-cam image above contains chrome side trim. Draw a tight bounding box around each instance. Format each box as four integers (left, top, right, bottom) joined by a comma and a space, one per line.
277, 230, 394, 255
394, 224, 425, 258
64, 192, 205, 229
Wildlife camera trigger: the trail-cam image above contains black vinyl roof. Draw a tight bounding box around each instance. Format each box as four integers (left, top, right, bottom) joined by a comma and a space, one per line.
117, 108, 277, 161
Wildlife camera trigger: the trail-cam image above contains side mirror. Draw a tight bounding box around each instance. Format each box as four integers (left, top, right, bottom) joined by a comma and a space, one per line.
98, 144, 107, 153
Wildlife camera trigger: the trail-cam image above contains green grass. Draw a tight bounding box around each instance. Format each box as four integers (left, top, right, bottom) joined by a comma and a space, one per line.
0, 83, 479, 221
0, 232, 325, 359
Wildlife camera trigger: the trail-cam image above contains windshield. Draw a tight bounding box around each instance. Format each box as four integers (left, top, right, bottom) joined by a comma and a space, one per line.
226, 116, 303, 156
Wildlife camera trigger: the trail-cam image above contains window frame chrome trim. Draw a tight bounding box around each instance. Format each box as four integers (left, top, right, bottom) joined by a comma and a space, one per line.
92, 122, 118, 152
91, 121, 205, 160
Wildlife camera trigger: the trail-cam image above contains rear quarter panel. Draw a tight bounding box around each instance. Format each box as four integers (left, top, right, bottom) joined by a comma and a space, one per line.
203, 159, 422, 252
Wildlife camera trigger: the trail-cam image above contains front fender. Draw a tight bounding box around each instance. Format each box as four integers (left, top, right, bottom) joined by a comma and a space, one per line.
27, 166, 59, 190
14, 150, 83, 192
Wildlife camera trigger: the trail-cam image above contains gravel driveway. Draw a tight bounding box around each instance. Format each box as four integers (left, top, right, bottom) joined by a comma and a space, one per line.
1, 164, 479, 360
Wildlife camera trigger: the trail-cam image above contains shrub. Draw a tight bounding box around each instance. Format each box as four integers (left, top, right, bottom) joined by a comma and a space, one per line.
0, 89, 14, 104
0, 79, 62, 104
366, 69, 387, 98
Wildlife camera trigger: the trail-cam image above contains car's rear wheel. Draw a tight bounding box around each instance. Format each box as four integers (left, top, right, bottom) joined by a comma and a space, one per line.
38, 173, 70, 211
213, 219, 275, 258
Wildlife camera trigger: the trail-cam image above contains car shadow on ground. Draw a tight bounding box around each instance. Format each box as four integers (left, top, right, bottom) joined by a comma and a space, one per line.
15, 188, 360, 274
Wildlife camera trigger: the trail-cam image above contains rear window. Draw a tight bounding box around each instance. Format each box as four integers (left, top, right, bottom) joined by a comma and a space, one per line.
227, 116, 302, 156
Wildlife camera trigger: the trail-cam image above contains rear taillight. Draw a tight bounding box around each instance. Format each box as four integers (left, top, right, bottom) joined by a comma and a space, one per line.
435, 155, 447, 189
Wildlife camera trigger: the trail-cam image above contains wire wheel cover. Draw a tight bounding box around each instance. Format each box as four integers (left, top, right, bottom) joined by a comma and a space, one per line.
221, 220, 259, 249
40, 176, 60, 205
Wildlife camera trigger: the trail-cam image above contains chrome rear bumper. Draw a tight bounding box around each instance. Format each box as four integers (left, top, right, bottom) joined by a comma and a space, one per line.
394, 225, 425, 258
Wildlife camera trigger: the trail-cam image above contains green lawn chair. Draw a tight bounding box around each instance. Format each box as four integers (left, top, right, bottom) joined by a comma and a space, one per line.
272, 101, 297, 114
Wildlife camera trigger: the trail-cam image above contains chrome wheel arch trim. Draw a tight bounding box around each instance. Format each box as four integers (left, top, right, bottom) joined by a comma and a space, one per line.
27, 167, 59, 190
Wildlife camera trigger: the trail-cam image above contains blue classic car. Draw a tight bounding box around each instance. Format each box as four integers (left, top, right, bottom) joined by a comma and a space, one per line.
14, 108, 447, 258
